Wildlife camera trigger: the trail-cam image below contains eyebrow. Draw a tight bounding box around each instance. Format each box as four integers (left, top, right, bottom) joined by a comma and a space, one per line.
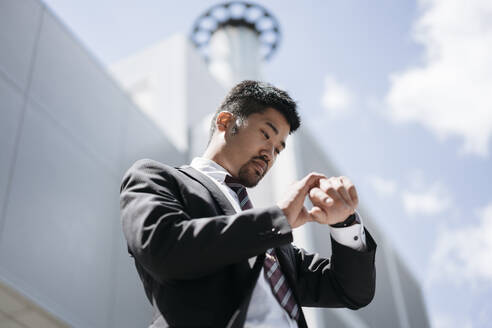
265, 121, 286, 150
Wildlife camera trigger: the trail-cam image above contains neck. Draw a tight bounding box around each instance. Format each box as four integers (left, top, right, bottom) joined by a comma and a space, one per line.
202, 142, 236, 177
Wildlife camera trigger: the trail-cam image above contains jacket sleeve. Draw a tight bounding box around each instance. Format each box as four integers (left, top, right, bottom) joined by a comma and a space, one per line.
119, 159, 293, 282
292, 229, 377, 309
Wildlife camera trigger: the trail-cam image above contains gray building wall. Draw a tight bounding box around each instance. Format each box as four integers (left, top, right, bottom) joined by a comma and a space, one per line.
0, 1, 184, 327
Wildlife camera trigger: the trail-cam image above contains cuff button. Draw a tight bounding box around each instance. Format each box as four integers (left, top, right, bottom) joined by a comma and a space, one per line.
353, 236, 359, 241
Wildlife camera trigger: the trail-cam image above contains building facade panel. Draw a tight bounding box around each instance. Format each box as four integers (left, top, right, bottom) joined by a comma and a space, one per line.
0, 101, 118, 327
28, 10, 125, 172
396, 253, 430, 328
110, 36, 189, 153
0, 77, 24, 229
0, 3, 186, 327
356, 245, 404, 327
184, 41, 226, 129
109, 230, 154, 328
120, 103, 185, 172
0, 0, 42, 91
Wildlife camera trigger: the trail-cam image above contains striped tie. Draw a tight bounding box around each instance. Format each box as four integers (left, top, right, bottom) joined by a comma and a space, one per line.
224, 175, 300, 321
224, 175, 253, 210
263, 249, 300, 320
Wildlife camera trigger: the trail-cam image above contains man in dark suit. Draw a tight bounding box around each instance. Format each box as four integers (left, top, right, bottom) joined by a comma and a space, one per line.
120, 80, 377, 327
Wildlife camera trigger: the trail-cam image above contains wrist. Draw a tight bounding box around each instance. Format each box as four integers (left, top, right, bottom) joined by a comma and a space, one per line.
329, 213, 356, 228
276, 204, 294, 228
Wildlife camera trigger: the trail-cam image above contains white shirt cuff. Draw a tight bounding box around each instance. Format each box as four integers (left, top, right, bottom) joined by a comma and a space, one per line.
329, 210, 367, 251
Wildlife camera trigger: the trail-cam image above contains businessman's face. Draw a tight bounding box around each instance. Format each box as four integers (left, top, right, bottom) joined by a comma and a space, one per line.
222, 107, 290, 188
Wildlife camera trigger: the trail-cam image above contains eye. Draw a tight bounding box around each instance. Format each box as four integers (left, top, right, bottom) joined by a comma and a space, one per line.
261, 130, 270, 139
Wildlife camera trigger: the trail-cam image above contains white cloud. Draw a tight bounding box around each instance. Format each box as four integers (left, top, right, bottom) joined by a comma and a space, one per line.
385, 0, 492, 157
367, 175, 397, 197
401, 182, 452, 216
428, 202, 492, 286
321, 75, 353, 117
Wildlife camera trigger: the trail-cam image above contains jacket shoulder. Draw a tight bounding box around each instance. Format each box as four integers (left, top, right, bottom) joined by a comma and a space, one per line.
128, 158, 176, 173
120, 158, 181, 192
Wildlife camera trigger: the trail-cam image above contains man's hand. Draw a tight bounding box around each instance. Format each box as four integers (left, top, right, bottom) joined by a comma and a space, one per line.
276, 174, 359, 229
309, 176, 359, 225
276, 172, 328, 229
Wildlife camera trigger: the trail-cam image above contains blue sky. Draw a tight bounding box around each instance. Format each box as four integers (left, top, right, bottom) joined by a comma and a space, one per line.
41, 0, 492, 327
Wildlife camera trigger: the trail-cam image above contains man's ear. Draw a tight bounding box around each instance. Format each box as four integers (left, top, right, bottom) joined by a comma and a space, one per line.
216, 111, 234, 132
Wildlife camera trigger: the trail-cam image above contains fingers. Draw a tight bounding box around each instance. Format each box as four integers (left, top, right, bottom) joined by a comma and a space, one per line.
294, 206, 321, 228
333, 177, 354, 208
309, 187, 335, 207
298, 173, 358, 208
320, 176, 358, 209
278, 172, 327, 229
308, 206, 328, 224
282, 172, 358, 228
299, 172, 327, 193
295, 207, 311, 228
342, 176, 359, 207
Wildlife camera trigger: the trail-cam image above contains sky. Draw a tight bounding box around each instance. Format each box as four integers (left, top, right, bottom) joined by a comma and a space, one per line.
41, 0, 492, 327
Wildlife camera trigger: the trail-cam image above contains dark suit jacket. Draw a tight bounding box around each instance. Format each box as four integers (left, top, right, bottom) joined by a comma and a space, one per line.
119, 159, 377, 328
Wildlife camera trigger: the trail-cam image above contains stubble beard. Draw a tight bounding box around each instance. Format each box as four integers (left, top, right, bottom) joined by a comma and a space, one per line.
229, 124, 265, 188
237, 159, 265, 188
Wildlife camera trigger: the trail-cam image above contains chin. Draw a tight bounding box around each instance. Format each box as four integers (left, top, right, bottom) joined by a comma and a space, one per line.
238, 166, 263, 188
246, 176, 262, 188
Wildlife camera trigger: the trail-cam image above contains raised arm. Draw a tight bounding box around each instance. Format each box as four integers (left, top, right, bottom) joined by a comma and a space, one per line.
119, 160, 292, 282
292, 231, 377, 310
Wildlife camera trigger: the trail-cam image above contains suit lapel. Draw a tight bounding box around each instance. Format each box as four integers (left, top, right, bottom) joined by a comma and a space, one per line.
177, 165, 237, 216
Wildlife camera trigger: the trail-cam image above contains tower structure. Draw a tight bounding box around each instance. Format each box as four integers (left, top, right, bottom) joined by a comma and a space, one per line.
190, 1, 281, 88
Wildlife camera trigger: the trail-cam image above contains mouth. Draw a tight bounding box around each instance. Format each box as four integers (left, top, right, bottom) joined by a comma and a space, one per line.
252, 160, 266, 175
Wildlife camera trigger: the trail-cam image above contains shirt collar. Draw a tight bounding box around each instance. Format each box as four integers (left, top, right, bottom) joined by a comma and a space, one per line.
190, 157, 232, 184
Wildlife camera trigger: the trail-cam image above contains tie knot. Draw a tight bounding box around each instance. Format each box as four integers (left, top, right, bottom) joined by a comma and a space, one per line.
224, 175, 253, 210
224, 174, 244, 188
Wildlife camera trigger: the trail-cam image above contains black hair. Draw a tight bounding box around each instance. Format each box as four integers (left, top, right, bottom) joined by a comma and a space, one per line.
208, 80, 301, 144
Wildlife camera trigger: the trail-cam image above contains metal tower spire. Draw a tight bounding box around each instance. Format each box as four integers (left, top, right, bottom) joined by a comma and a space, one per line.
190, 1, 281, 87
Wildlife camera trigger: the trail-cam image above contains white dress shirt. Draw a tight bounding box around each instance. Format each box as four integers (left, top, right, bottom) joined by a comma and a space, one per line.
189, 157, 367, 327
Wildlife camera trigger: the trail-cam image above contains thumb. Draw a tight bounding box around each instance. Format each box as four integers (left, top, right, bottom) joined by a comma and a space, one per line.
308, 206, 326, 223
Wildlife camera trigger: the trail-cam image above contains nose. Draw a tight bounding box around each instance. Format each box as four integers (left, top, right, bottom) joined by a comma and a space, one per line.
259, 149, 273, 167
